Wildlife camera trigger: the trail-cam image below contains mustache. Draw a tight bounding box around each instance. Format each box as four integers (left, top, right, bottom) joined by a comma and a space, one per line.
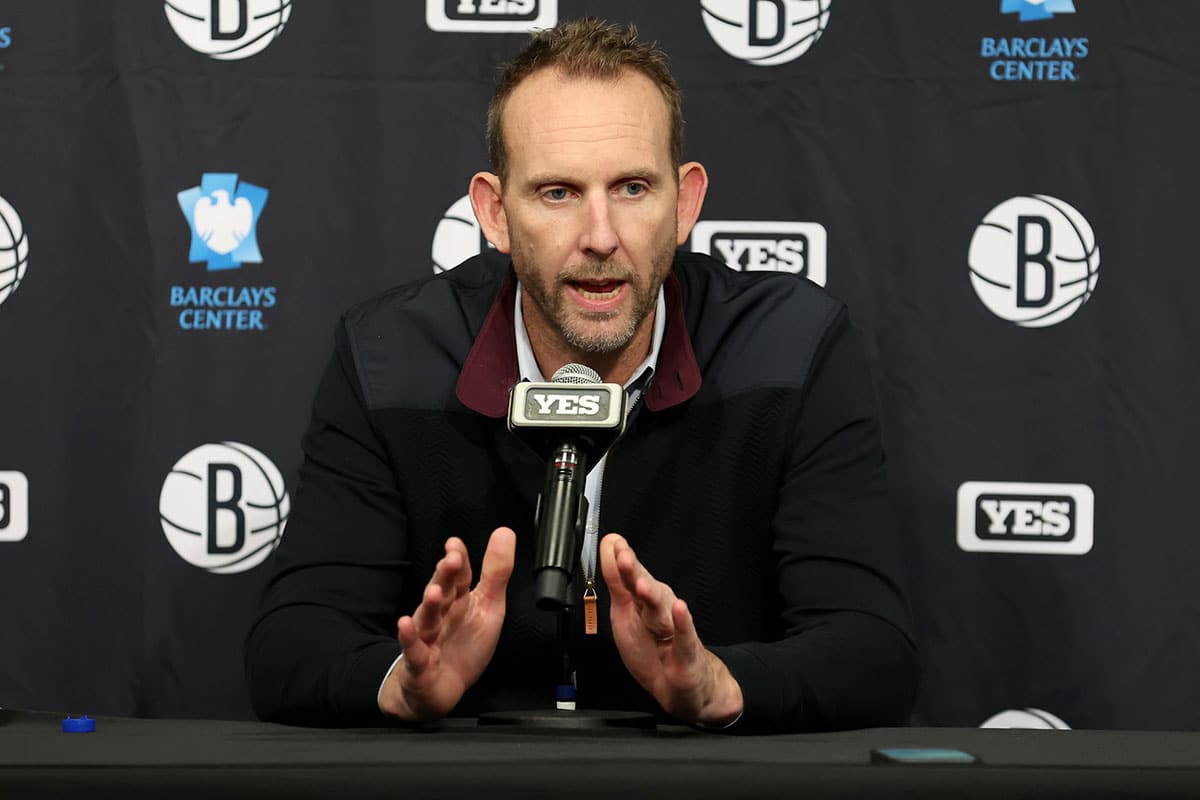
556, 260, 636, 284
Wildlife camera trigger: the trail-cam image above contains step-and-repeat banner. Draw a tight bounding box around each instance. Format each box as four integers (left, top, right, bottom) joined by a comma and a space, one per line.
2, 1, 1198, 729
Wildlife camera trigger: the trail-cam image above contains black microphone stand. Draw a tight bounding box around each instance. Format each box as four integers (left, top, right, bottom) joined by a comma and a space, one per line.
482, 369, 655, 731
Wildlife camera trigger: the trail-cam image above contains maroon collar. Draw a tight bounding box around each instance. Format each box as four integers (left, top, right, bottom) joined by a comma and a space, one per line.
455, 270, 702, 418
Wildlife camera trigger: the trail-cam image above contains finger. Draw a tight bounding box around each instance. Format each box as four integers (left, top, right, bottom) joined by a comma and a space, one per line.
396, 616, 430, 672
599, 533, 633, 605
614, 538, 650, 601
475, 527, 516, 602
443, 537, 473, 598
410, 580, 446, 641
668, 599, 702, 663
617, 542, 669, 618
634, 575, 676, 638
431, 540, 468, 600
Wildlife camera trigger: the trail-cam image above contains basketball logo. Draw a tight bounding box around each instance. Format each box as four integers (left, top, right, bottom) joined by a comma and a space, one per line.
968, 195, 1099, 328
431, 193, 492, 274
164, 0, 291, 61
980, 708, 1071, 730
701, 0, 832, 66
0, 194, 28, 308
159, 442, 289, 574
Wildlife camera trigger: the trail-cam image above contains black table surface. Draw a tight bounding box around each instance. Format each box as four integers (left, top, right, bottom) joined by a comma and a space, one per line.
3, 708, 1200, 798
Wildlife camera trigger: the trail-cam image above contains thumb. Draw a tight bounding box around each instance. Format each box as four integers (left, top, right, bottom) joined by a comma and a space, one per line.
475, 526, 516, 602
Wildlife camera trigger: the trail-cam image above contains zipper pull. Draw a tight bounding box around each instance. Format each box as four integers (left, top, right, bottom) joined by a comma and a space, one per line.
583, 579, 598, 635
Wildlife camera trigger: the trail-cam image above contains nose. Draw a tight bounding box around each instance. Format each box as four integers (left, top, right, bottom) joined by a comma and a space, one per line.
579, 194, 619, 258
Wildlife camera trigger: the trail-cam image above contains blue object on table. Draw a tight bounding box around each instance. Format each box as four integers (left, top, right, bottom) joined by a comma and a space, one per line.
62, 716, 96, 733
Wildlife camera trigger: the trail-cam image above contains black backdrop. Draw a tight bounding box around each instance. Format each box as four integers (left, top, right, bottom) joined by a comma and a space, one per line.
2, 0, 1198, 730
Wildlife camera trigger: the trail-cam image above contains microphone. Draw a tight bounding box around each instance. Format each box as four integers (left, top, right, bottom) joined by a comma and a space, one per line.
508, 364, 626, 610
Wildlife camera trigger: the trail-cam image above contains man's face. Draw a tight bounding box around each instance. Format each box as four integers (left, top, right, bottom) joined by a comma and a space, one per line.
498, 68, 680, 354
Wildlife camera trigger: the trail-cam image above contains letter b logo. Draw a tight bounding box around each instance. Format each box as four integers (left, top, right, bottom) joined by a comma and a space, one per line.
968, 195, 1099, 328
159, 443, 289, 573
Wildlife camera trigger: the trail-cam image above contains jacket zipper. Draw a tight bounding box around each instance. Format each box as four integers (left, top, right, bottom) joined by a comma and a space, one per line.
581, 385, 645, 633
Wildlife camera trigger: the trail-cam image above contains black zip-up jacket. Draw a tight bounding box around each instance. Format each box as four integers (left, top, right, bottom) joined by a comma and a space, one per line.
246, 250, 919, 732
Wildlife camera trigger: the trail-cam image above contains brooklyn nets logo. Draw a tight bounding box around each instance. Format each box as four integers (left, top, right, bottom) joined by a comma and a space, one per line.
159, 442, 289, 574
701, 0, 832, 66
0, 194, 28, 308
165, 0, 291, 61
980, 708, 1071, 729
968, 195, 1099, 328
431, 193, 492, 274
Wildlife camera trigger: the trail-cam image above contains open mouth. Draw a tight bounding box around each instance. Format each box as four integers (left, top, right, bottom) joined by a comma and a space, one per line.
571, 280, 624, 301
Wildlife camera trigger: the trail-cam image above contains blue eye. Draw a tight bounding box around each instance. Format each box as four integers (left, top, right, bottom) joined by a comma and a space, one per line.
623, 183, 647, 197
545, 188, 569, 201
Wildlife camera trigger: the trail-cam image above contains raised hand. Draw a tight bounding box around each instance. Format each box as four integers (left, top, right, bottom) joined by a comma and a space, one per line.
599, 533, 743, 727
378, 527, 516, 721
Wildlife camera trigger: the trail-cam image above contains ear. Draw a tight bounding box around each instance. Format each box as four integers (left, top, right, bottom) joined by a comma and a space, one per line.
674, 161, 709, 246
469, 171, 510, 253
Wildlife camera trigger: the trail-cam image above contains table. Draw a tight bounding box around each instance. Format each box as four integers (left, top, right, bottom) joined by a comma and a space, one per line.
3, 709, 1200, 798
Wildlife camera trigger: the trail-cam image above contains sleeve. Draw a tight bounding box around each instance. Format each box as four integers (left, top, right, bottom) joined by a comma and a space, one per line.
708, 310, 920, 733
244, 317, 410, 725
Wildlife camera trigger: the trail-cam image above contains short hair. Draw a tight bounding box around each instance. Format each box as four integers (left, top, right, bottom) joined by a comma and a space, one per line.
486, 18, 684, 182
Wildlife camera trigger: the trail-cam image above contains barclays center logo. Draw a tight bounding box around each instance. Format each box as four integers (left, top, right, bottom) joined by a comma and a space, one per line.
165, 0, 291, 60
178, 173, 267, 271
701, 0, 832, 66
1002, 0, 1074, 22
173, 172, 277, 331
983, 0, 1087, 82
0, 23, 11, 72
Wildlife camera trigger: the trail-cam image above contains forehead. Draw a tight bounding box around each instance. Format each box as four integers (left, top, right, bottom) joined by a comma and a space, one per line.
501, 67, 673, 178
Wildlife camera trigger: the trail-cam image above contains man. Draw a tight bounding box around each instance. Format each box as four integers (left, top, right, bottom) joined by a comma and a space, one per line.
246, 18, 918, 732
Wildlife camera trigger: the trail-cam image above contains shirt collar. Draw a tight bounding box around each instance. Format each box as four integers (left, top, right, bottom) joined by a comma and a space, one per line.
513, 283, 666, 389
454, 265, 700, 418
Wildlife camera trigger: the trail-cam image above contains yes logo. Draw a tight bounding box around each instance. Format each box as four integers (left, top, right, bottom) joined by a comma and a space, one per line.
426, 0, 557, 33
529, 393, 603, 416
691, 220, 827, 286
0, 471, 29, 542
957, 481, 1094, 555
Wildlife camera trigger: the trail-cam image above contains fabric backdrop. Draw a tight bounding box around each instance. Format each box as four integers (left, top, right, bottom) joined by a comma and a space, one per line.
1, 0, 1197, 730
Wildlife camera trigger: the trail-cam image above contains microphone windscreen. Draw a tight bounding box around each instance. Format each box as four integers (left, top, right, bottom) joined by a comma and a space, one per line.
550, 363, 601, 384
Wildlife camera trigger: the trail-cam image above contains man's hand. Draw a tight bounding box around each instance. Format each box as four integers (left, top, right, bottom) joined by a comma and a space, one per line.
599, 533, 744, 727
378, 527, 516, 721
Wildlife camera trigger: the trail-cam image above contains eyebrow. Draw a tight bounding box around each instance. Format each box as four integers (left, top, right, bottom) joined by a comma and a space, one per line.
522, 168, 665, 190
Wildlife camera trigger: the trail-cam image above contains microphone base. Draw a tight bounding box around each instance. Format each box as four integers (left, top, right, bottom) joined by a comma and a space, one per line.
478, 709, 657, 733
